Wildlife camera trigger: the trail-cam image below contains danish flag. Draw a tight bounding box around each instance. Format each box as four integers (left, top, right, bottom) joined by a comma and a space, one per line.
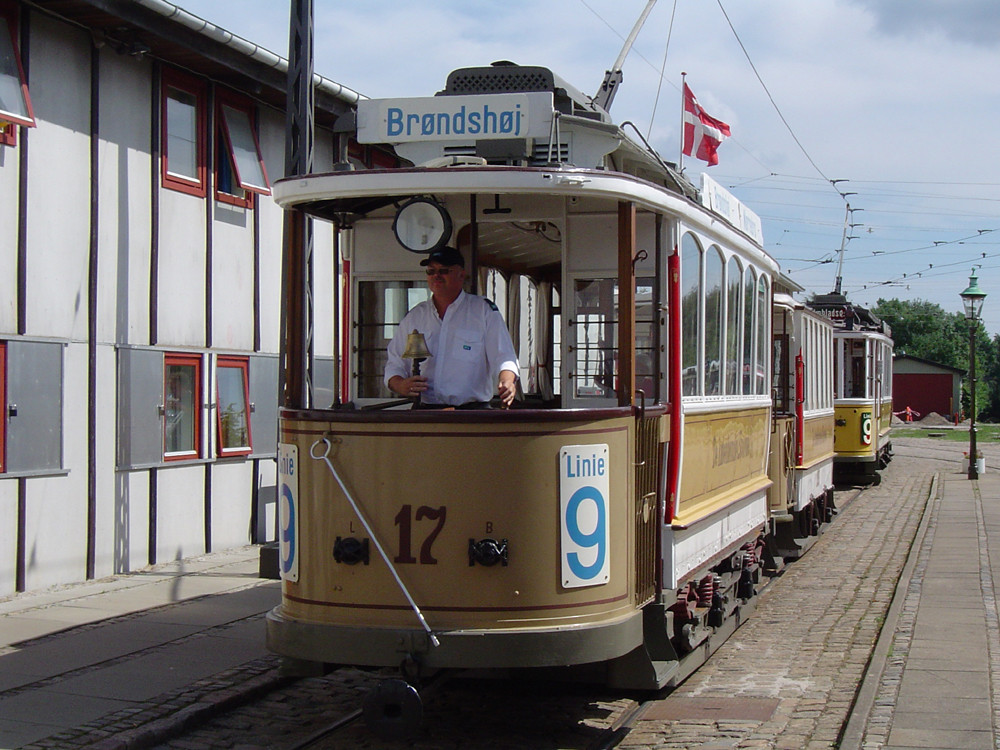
682, 83, 731, 166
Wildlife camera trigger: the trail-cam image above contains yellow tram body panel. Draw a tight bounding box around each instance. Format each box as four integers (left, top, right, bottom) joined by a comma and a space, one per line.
674, 406, 771, 528
833, 403, 877, 459
802, 413, 836, 469
877, 398, 893, 446
275, 412, 641, 645
767, 415, 794, 513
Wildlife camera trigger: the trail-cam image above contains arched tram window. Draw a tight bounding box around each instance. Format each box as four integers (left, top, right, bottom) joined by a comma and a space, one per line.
680, 234, 702, 397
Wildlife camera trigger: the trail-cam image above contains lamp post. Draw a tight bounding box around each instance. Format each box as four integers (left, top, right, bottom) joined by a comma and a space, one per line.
961, 271, 987, 479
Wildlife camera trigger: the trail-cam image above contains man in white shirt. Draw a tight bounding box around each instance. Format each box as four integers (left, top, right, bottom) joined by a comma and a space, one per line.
385, 247, 519, 408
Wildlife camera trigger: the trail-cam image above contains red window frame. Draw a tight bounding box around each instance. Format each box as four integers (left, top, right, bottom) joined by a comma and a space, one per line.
215, 356, 253, 457
0, 1, 35, 146
215, 90, 270, 208
163, 352, 203, 461
161, 68, 207, 197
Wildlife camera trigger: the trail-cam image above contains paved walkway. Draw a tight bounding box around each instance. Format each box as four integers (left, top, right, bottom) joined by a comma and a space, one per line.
843, 463, 1000, 750
0, 546, 280, 749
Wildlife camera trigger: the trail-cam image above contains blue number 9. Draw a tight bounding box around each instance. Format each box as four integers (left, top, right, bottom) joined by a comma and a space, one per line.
566, 486, 606, 579
280, 484, 296, 573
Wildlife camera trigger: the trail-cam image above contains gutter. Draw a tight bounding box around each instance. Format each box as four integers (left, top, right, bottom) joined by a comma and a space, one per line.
131, 0, 366, 106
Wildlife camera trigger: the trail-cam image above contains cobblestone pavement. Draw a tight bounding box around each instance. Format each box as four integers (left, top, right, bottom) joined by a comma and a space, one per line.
621, 444, 941, 749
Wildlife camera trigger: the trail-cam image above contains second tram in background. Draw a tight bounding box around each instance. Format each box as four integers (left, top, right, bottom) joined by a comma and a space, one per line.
769, 279, 837, 556
809, 293, 894, 485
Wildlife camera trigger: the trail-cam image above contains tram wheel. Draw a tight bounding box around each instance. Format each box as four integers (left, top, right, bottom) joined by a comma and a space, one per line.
362, 678, 423, 740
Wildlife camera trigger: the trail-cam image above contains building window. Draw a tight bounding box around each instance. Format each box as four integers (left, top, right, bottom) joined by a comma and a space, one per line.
216, 357, 252, 456
0, 3, 35, 146
163, 353, 202, 460
215, 92, 270, 206
161, 68, 206, 196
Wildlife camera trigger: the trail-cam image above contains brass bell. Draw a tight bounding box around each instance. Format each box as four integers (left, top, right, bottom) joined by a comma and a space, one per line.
402, 330, 430, 360
401, 329, 430, 376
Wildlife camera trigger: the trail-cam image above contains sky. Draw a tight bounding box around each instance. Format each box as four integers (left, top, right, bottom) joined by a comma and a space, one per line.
177, 0, 1000, 335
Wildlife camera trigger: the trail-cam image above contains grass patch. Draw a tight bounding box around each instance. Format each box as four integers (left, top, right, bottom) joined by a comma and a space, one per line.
892, 424, 1000, 442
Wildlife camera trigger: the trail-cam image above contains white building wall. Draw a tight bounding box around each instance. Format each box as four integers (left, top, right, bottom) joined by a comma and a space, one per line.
1, 4, 349, 596
158, 191, 207, 347
93, 343, 120, 578
156, 466, 207, 563
257, 112, 286, 355
210, 461, 254, 550
24, 16, 91, 341
23, 342, 88, 590
211, 205, 255, 351
0, 138, 17, 331
97, 52, 153, 347
0, 483, 16, 592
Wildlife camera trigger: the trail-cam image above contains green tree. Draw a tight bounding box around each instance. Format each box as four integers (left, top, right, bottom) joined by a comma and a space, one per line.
873, 297, 997, 420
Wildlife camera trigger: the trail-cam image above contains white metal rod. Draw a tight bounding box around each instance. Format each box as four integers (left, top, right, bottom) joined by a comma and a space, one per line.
310, 438, 440, 647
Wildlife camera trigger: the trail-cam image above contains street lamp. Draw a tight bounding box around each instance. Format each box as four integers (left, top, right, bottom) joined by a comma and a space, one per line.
960, 270, 987, 479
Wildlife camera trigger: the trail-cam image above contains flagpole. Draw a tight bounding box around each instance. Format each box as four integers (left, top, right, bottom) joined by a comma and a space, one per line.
679, 71, 686, 173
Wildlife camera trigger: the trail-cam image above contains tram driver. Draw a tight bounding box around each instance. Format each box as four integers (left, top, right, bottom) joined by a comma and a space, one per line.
384, 246, 520, 409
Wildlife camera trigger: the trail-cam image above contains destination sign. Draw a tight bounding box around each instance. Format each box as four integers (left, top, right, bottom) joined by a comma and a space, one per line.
358, 92, 555, 144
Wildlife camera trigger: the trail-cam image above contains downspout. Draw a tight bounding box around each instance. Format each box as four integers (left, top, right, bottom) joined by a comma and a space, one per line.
86, 39, 100, 579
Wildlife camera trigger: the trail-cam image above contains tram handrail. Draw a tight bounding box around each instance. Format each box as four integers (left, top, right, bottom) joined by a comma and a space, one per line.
309, 436, 440, 649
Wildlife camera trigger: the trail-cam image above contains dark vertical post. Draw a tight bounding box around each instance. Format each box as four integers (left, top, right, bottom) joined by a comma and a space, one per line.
87, 41, 100, 580
280, 0, 315, 410
968, 323, 978, 479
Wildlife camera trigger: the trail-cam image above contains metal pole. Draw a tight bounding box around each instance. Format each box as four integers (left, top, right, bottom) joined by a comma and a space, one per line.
969, 321, 979, 479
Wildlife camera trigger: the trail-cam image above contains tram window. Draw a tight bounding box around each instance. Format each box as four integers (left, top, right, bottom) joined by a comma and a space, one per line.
571, 277, 656, 400
705, 248, 723, 395
161, 68, 206, 197
482, 268, 508, 317
215, 94, 270, 207
681, 234, 701, 396
756, 276, 769, 395
846, 340, 866, 398
572, 279, 616, 398
635, 281, 656, 399
163, 353, 202, 461
216, 357, 252, 457
516, 275, 538, 394
772, 331, 790, 414
743, 268, 756, 394
726, 257, 742, 395
551, 286, 561, 396
356, 280, 430, 398
0, 6, 34, 141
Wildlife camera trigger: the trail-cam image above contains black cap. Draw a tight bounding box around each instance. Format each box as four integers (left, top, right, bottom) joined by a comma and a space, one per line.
419, 246, 465, 267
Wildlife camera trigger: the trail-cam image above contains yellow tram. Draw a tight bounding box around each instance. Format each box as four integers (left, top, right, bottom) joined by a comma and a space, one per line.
769, 280, 836, 556
268, 62, 780, 729
808, 294, 893, 484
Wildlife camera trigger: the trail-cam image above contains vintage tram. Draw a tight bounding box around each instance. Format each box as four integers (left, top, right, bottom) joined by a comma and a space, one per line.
768, 279, 837, 556
808, 294, 893, 485
267, 61, 808, 733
